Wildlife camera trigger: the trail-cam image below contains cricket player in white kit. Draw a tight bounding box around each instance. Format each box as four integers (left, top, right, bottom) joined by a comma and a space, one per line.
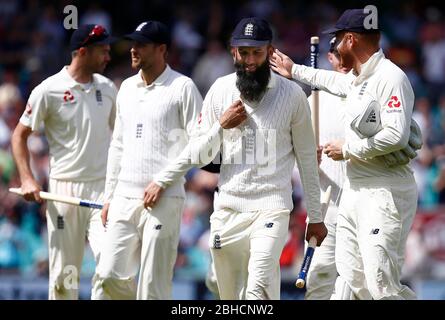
11, 25, 117, 300
271, 9, 421, 299
93, 21, 202, 300
304, 39, 351, 300
144, 17, 328, 300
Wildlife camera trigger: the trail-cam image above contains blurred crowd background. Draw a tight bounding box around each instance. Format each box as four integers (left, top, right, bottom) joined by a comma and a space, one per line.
0, 0, 445, 299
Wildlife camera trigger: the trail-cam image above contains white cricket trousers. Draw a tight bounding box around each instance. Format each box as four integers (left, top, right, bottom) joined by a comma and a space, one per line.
93, 195, 184, 300
332, 176, 417, 300
47, 178, 105, 300
305, 201, 338, 300
209, 208, 290, 300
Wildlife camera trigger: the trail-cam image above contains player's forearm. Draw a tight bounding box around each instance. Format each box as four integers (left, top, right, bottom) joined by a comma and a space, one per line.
11, 128, 35, 183
291, 64, 349, 98
344, 125, 410, 160
292, 117, 323, 223
103, 139, 123, 203
154, 121, 223, 188
294, 146, 323, 223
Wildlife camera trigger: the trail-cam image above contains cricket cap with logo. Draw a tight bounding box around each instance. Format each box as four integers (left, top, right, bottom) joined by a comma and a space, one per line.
70, 24, 116, 51
124, 21, 171, 47
322, 9, 380, 35
230, 17, 273, 47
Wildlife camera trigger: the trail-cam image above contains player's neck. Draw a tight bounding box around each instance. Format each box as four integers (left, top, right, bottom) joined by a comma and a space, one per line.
67, 62, 93, 84
140, 63, 167, 86
354, 47, 380, 75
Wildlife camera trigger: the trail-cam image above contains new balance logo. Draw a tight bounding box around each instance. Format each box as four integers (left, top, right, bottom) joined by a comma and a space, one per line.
265, 222, 274, 228
370, 228, 380, 235
154, 224, 162, 230
366, 110, 376, 123
244, 23, 254, 36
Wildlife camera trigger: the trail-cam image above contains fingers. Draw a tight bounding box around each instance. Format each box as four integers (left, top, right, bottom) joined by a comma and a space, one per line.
274, 48, 285, 59
101, 211, 107, 228
101, 203, 110, 228
34, 191, 42, 203
23, 190, 42, 203
143, 192, 159, 209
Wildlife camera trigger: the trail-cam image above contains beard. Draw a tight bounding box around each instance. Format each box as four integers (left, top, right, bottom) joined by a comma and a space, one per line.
337, 42, 354, 71
235, 58, 271, 102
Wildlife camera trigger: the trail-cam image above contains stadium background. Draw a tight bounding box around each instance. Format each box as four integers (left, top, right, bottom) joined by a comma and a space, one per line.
0, 0, 444, 299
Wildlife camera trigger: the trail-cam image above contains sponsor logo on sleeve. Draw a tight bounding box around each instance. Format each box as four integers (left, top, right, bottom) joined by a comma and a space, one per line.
386, 95, 402, 113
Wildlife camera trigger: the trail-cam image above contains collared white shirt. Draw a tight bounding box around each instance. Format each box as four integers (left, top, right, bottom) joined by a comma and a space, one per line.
104, 65, 203, 201
292, 49, 414, 179
20, 66, 117, 181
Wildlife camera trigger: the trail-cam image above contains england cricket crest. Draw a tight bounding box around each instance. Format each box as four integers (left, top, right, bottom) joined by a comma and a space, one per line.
96, 89, 103, 106
244, 23, 254, 36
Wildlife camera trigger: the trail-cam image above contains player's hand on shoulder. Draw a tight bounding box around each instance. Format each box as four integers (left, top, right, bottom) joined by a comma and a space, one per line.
143, 181, 165, 209
21, 178, 42, 203
269, 48, 294, 79
219, 100, 247, 129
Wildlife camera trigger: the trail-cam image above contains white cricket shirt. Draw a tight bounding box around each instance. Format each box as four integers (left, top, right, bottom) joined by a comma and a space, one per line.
20, 66, 117, 181
154, 72, 323, 223
292, 49, 415, 180
104, 65, 202, 202
309, 90, 347, 200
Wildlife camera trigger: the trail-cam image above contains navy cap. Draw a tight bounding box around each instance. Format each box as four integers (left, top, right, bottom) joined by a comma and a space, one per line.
230, 17, 273, 47
124, 21, 171, 47
70, 24, 115, 51
322, 9, 380, 35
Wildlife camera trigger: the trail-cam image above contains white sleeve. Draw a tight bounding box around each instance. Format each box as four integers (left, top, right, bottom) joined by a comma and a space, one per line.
153, 83, 223, 188
291, 89, 323, 223
103, 93, 124, 203
19, 84, 49, 131
343, 75, 414, 159
180, 79, 203, 138
291, 64, 351, 98
108, 82, 118, 130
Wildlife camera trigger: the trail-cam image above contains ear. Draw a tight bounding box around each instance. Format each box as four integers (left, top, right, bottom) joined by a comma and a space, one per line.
267, 45, 274, 57
327, 52, 334, 64
231, 47, 237, 60
78, 47, 88, 56
159, 43, 167, 54
348, 33, 357, 47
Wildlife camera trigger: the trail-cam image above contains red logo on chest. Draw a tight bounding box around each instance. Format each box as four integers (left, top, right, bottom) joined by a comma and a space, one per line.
63, 90, 75, 103
388, 96, 401, 108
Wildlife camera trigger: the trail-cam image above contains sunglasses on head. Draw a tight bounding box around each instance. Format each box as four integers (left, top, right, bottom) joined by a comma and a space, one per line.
81, 25, 107, 47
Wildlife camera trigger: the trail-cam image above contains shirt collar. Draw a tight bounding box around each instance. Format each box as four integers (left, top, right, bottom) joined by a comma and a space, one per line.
267, 71, 277, 88
353, 49, 384, 85
136, 64, 171, 88
60, 66, 97, 90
